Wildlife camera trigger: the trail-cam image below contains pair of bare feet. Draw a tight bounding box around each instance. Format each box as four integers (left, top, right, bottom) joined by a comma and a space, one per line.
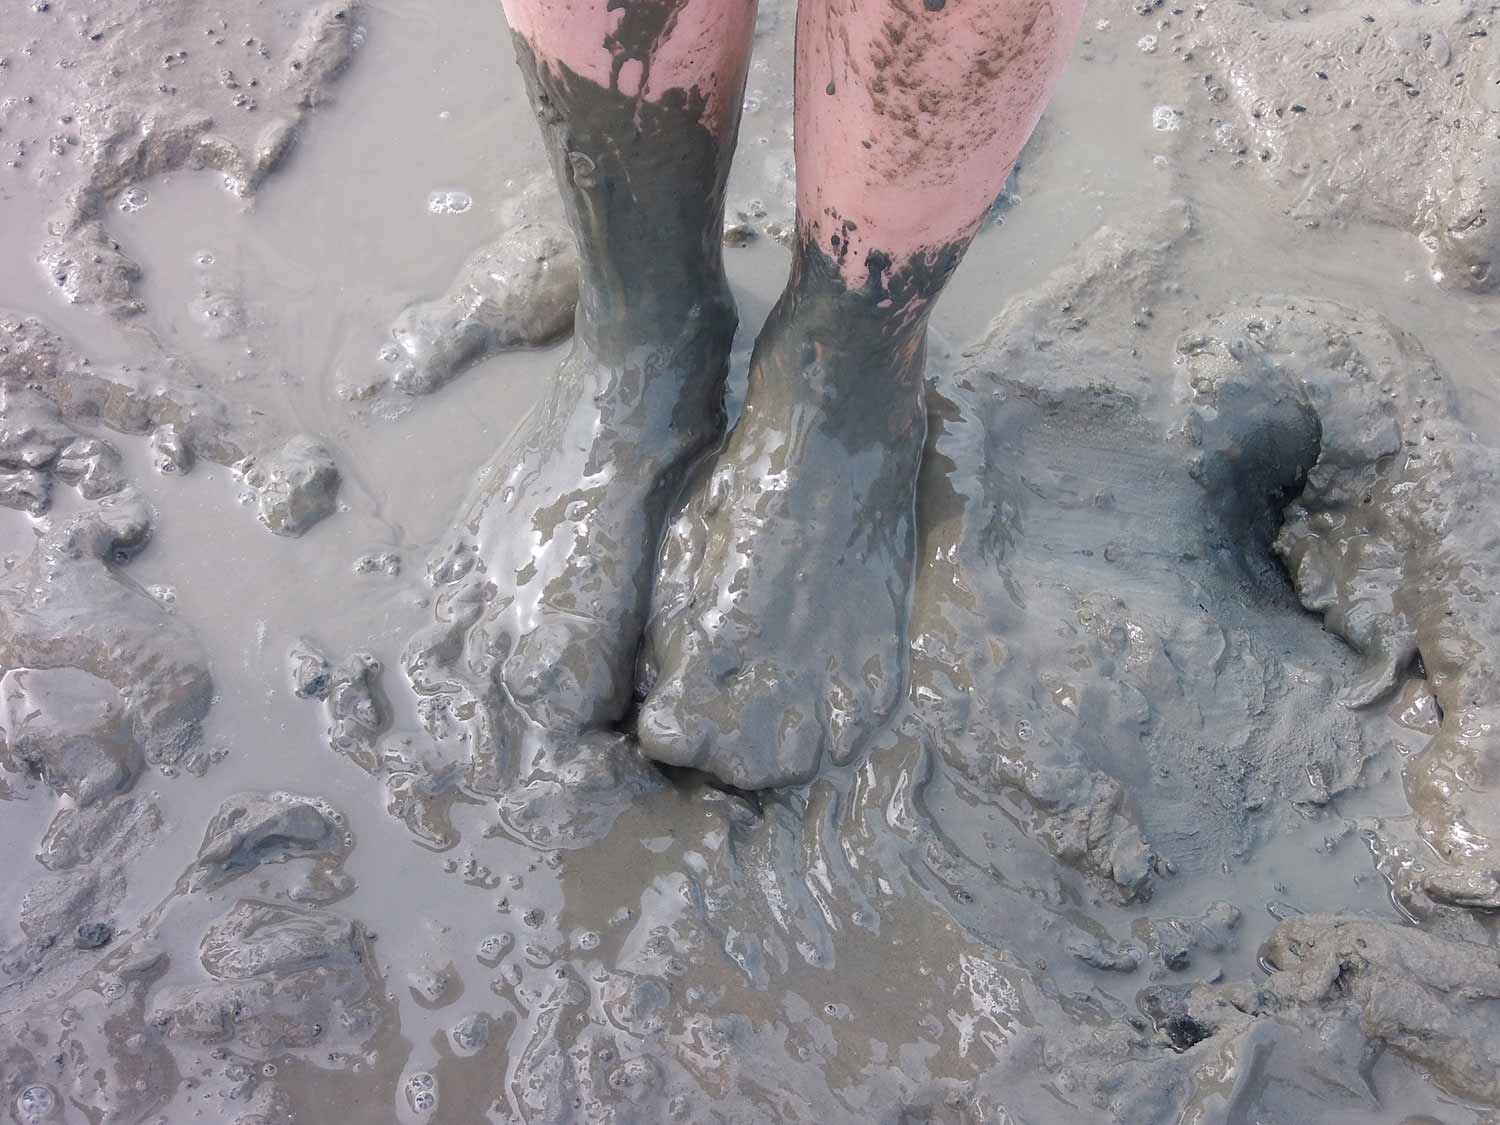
449, 0, 1083, 789
467, 236, 929, 791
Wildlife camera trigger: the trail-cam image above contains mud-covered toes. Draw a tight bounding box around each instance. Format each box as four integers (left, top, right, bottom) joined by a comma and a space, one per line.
638, 659, 832, 790
635, 682, 712, 772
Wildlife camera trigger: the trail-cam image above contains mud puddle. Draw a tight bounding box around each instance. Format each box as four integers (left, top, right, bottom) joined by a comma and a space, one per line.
3, 0, 1500, 1121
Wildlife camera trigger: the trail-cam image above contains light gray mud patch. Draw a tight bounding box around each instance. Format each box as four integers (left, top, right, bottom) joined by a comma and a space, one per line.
1152, 0, 1500, 288
4, 0, 362, 317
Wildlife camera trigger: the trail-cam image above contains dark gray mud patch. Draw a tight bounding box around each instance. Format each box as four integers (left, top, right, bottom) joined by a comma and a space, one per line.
1181, 297, 1500, 918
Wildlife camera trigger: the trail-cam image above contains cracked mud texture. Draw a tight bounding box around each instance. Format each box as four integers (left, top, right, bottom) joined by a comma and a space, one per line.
2, 0, 1500, 1121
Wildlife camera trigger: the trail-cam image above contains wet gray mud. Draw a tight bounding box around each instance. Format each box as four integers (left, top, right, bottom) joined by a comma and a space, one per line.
3, 0, 1500, 1122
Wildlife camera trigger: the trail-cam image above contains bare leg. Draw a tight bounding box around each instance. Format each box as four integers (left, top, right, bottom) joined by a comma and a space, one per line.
639, 0, 1085, 787
459, 0, 755, 732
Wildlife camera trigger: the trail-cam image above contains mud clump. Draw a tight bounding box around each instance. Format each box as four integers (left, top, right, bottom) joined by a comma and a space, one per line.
190, 791, 352, 899
236, 434, 342, 536
379, 222, 579, 396
149, 421, 195, 474
2, 310, 348, 542
0, 666, 142, 805
0, 433, 214, 768
1, 311, 246, 468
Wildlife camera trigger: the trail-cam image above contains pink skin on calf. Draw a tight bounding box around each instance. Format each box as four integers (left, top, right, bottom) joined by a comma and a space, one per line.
795, 0, 1087, 293
499, 0, 758, 131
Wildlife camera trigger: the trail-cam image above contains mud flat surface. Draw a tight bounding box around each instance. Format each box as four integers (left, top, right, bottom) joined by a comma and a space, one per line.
3, 0, 1500, 1121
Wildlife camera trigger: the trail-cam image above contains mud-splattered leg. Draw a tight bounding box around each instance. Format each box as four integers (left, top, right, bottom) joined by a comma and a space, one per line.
462, 0, 755, 731
639, 0, 1086, 788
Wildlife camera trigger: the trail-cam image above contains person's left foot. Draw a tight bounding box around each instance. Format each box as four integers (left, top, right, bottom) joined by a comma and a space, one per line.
637, 270, 929, 788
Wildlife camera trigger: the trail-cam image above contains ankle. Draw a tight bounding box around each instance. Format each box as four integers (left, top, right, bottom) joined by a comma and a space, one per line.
748, 296, 929, 443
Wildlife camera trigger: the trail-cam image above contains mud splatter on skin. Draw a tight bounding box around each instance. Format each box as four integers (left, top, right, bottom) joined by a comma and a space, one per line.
860, 0, 1059, 184
603, 0, 693, 94
637, 234, 964, 788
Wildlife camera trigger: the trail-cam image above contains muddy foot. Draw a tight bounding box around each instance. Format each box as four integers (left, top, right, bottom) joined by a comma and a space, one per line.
429, 293, 734, 735
638, 265, 927, 789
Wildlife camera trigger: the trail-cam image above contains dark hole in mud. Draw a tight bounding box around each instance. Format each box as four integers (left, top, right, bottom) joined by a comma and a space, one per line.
1200, 399, 1323, 609
1161, 1014, 1213, 1052
1140, 985, 1215, 1052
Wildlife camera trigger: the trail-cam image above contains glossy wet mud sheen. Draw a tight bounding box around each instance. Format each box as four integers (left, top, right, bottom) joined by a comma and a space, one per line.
639, 234, 963, 788
3, 0, 1500, 1121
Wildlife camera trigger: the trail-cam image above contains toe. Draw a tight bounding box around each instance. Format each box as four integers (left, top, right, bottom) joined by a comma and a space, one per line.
639, 657, 829, 790
636, 676, 712, 770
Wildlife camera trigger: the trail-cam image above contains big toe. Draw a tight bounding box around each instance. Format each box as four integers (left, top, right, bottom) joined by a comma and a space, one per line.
636, 677, 713, 771
638, 659, 828, 790
502, 615, 632, 731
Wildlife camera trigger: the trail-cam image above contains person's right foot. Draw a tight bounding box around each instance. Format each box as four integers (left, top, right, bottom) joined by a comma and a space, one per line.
412, 36, 748, 737
437, 289, 734, 734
